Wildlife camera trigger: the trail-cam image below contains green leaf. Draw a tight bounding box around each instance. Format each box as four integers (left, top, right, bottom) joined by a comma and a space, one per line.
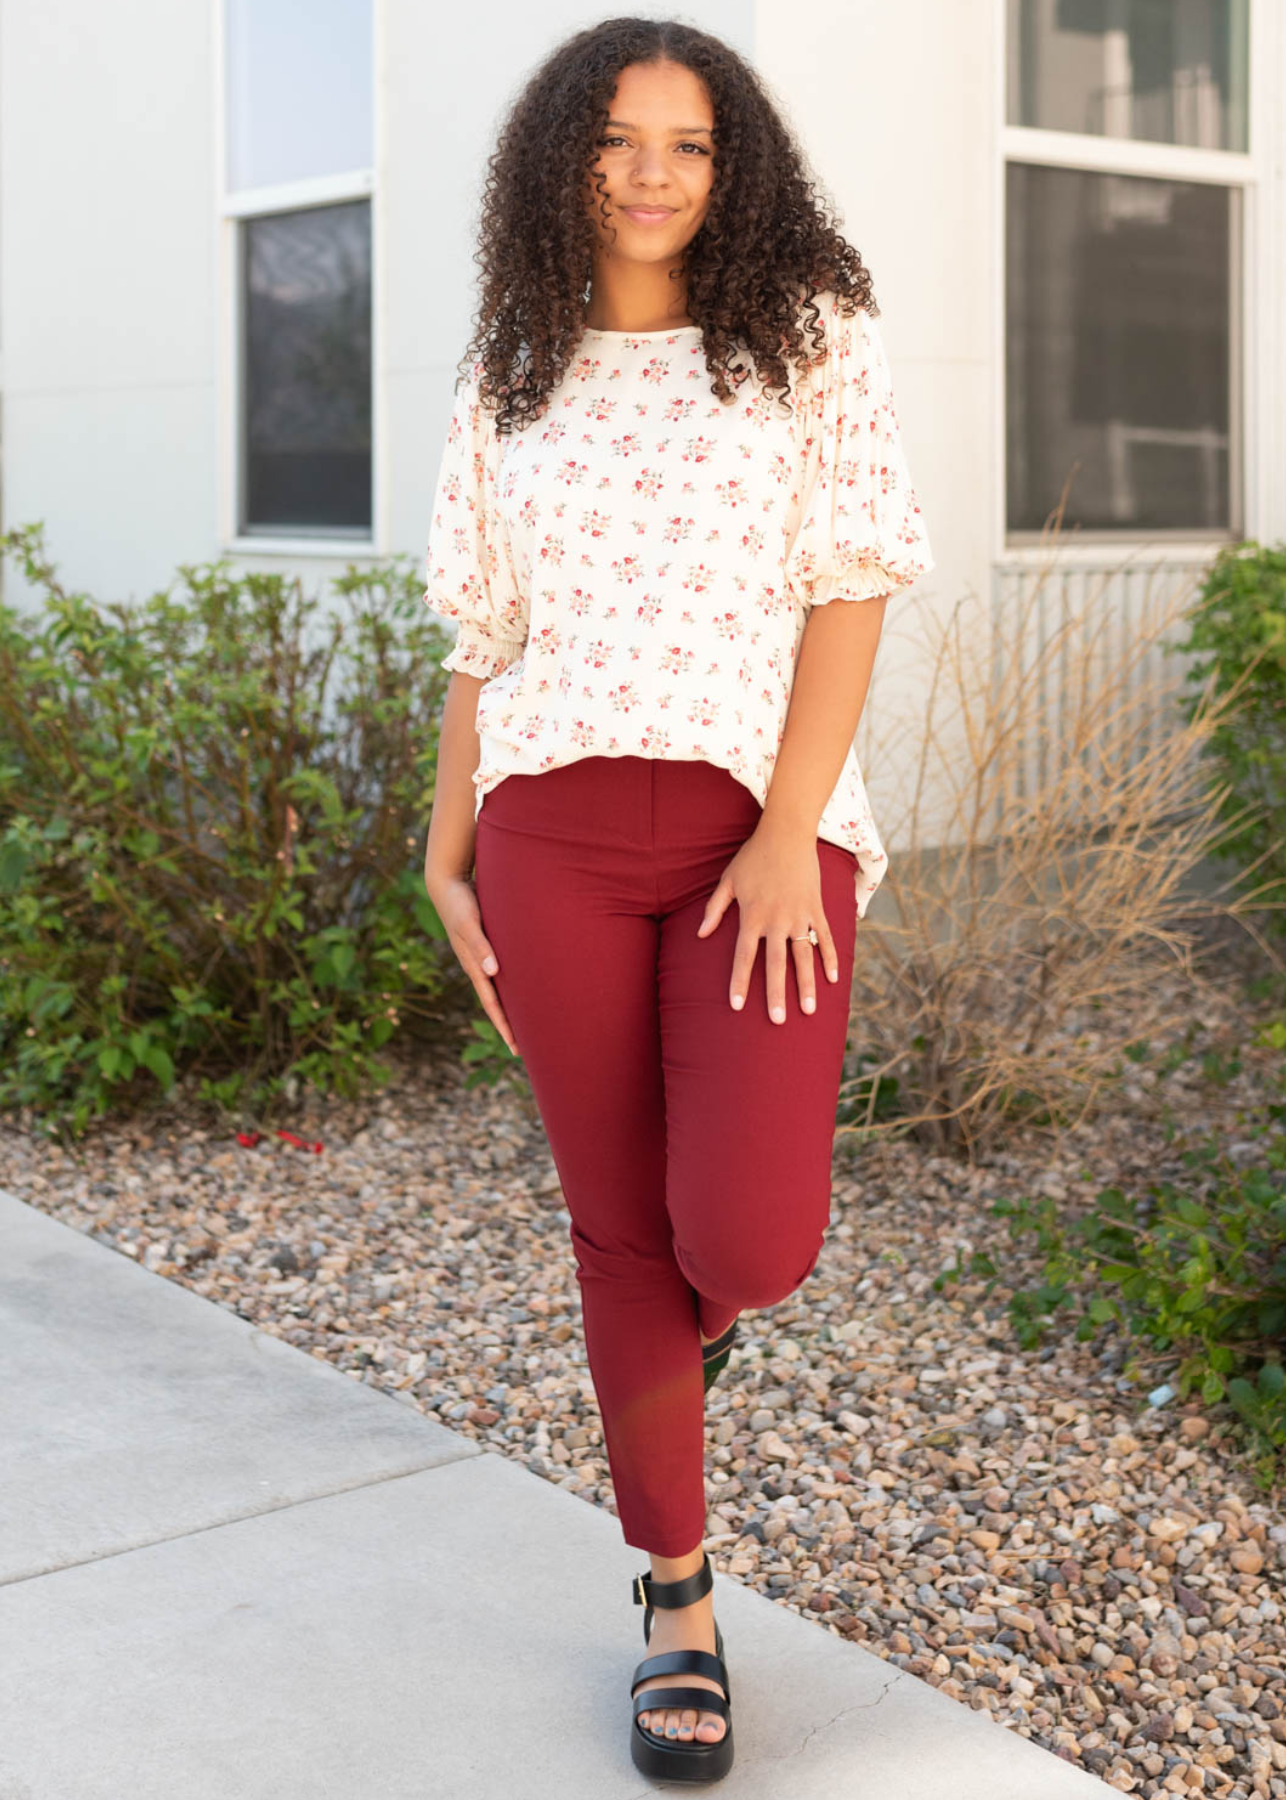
142, 1045, 174, 1089
1258, 1361, 1285, 1398
1226, 1376, 1259, 1419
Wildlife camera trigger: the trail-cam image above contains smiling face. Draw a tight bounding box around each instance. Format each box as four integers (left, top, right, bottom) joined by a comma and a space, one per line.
585, 58, 716, 268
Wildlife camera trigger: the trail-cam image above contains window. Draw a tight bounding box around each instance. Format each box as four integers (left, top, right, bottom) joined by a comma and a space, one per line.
1004, 0, 1251, 540
221, 0, 374, 541
1009, 0, 1249, 151
242, 203, 372, 533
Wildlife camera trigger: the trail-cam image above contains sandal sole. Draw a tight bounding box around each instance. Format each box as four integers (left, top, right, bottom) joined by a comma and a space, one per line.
630, 1719, 735, 1782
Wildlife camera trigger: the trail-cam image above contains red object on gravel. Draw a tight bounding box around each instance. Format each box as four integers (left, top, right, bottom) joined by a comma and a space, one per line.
234, 1129, 324, 1153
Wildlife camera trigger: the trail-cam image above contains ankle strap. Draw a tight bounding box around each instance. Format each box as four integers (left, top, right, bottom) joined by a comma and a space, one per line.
633, 1552, 712, 1611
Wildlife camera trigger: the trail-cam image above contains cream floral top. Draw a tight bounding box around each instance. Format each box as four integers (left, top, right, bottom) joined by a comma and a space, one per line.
423, 287, 934, 916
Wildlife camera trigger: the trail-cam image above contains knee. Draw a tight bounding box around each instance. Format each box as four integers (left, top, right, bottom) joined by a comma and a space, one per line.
568, 1222, 688, 1293
673, 1229, 824, 1313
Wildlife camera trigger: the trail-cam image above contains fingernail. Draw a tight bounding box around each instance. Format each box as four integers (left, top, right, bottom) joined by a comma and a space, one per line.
730, 994, 744, 1010
802, 996, 815, 1013
771, 1005, 785, 1023
827, 967, 838, 982
482, 955, 498, 974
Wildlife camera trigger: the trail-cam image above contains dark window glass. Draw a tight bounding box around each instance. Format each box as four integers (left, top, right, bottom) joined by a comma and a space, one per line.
1008, 0, 1249, 152
241, 200, 371, 534
1006, 162, 1235, 536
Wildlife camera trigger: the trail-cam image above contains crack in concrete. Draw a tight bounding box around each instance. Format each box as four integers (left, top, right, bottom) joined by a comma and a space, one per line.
777, 1670, 902, 1762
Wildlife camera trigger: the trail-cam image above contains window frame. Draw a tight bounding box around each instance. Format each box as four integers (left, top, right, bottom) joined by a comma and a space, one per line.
213, 0, 380, 559
996, 0, 1275, 565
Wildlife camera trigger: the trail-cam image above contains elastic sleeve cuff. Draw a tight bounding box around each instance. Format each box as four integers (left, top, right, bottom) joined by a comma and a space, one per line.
440, 623, 527, 678
808, 554, 933, 606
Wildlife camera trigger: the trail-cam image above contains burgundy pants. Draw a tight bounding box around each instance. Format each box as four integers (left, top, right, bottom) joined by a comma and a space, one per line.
472, 755, 858, 1555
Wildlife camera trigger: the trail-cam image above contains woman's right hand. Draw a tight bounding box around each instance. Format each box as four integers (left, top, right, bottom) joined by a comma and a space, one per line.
428, 872, 519, 1057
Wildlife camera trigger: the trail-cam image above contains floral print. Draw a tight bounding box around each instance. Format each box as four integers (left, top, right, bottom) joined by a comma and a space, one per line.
423, 287, 933, 917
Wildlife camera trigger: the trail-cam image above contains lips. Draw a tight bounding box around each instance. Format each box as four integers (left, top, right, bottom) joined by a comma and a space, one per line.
623, 205, 676, 224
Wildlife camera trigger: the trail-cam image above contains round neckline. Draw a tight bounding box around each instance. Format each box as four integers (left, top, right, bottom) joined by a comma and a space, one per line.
581, 323, 702, 338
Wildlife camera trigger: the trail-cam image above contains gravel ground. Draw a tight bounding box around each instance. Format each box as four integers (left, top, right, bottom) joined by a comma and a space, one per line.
2, 928, 1283, 1797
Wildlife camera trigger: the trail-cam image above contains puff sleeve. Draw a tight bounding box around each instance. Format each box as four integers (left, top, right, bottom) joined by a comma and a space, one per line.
785, 299, 934, 608
423, 360, 529, 678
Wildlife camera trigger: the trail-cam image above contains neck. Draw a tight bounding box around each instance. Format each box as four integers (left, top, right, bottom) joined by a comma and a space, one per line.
584, 266, 692, 334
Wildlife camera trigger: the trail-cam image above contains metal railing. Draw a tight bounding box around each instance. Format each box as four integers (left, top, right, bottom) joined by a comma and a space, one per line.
988, 554, 1217, 835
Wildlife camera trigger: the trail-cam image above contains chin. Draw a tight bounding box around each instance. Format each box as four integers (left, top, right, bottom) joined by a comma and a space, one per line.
626, 235, 683, 254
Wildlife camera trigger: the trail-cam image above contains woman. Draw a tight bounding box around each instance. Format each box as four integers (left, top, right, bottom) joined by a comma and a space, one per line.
422, 17, 933, 1783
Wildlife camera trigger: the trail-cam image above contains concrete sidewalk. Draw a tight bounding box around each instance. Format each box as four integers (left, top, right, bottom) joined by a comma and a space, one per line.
0, 1188, 1107, 1798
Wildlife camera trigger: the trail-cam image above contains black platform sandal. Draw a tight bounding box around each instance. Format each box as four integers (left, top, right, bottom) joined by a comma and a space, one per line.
701, 1320, 739, 1394
629, 1550, 734, 1782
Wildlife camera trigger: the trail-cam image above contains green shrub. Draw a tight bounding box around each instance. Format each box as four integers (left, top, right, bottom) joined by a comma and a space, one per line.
936, 1020, 1286, 1490
0, 522, 467, 1139
1172, 538, 1286, 931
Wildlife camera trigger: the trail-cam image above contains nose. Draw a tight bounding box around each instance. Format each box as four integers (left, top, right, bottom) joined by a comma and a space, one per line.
628, 145, 674, 187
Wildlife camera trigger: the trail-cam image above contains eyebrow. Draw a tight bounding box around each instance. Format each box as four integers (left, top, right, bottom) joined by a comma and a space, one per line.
604, 119, 714, 136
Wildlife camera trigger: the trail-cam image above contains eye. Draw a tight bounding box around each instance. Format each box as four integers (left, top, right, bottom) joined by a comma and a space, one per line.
596, 136, 711, 155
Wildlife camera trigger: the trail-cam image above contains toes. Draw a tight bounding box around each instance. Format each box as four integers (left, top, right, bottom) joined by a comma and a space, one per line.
636, 1694, 726, 1745
638, 1711, 726, 1744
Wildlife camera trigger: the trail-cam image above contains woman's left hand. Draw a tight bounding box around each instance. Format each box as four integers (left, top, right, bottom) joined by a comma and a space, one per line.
696, 816, 840, 1021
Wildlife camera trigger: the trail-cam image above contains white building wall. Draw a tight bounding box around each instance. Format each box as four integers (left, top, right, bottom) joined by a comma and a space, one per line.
0, 0, 221, 604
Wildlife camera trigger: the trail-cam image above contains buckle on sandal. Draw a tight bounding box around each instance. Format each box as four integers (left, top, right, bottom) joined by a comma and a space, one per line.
634, 1572, 649, 1607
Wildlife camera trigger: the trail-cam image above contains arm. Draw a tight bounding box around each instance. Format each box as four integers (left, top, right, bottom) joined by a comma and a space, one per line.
423, 672, 519, 1057
426, 670, 486, 889
760, 595, 889, 851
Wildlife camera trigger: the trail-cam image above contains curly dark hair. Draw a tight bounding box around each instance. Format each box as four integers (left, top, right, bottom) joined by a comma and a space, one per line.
459, 15, 879, 435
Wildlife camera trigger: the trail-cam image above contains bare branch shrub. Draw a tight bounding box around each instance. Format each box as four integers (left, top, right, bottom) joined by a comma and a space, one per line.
843, 537, 1282, 1159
